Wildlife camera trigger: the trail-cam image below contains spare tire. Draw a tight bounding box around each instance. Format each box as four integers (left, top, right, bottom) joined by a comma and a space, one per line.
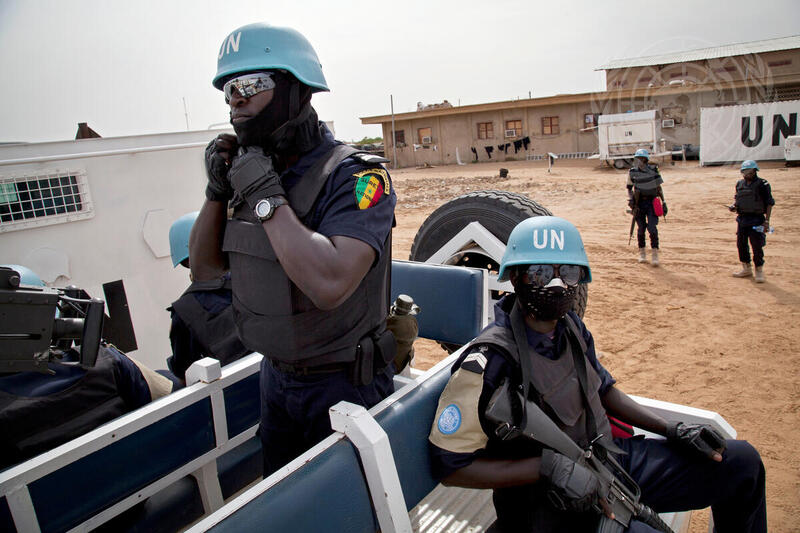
410, 190, 588, 351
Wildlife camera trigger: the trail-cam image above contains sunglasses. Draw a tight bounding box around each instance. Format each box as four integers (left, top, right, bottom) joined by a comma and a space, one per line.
223, 72, 276, 103
521, 264, 586, 286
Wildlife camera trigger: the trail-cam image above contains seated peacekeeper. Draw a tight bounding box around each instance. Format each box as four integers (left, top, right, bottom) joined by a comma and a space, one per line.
166, 212, 249, 383
0, 266, 176, 470
428, 217, 767, 533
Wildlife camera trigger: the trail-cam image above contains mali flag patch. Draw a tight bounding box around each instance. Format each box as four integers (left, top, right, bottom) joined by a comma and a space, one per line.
353, 168, 390, 210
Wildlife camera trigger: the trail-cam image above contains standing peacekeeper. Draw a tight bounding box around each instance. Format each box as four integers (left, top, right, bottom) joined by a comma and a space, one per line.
190, 23, 397, 476
627, 149, 666, 266
729, 160, 774, 283
166, 212, 249, 384
428, 217, 766, 532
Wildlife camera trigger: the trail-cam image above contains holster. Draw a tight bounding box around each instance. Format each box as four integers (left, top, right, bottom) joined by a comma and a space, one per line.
351, 327, 396, 387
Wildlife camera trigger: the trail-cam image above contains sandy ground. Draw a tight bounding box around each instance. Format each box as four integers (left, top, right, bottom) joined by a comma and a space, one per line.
389, 158, 799, 532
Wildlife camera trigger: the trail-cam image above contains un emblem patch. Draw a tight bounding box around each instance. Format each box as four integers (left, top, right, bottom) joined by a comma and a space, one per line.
437, 404, 462, 435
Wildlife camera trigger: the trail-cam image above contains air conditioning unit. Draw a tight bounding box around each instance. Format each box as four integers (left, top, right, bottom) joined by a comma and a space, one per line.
504, 129, 517, 138
662, 119, 675, 128
421, 136, 432, 144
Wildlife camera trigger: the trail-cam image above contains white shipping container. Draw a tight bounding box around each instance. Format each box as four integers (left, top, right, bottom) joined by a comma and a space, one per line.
700, 100, 800, 165
785, 135, 800, 162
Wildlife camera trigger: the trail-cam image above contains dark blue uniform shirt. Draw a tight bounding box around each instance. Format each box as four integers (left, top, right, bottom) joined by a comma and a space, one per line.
281, 124, 396, 258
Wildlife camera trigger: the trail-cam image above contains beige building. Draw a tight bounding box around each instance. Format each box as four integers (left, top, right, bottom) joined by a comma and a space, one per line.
361, 35, 800, 168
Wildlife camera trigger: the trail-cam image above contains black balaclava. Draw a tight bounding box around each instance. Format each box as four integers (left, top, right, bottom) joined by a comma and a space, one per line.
514, 272, 576, 321
232, 71, 322, 155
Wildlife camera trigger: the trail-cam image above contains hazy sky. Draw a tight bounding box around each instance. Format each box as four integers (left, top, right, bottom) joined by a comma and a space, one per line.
1, 0, 798, 144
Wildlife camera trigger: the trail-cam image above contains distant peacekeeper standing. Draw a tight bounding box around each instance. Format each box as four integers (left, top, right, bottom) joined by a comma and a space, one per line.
729, 160, 774, 283
166, 212, 249, 384
190, 23, 398, 476
627, 149, 667, 266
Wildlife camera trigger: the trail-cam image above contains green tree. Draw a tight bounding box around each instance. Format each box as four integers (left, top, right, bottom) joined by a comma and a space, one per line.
353, 136, 383, 145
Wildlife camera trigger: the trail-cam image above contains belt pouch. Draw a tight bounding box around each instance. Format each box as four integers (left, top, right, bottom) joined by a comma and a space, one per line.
354, 337, 374, 387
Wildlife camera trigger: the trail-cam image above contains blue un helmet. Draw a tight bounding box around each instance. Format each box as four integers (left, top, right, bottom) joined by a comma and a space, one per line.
741, 160, 759, 171
169, 212, 199, 268
634, 148, 650, 160
2, 265, 45, 287
497, 216, 592, 283
213, 23, 329, 92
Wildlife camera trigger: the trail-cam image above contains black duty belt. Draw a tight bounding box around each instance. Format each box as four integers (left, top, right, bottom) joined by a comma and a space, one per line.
269, 358, 349, 376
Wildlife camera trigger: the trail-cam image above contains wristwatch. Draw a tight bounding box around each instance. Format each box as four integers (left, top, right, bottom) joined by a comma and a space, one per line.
254, 196, 287, 222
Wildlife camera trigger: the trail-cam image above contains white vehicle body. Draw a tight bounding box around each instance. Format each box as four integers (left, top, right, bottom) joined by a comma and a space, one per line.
591, 110, 675, 165
0, 130, 225, 370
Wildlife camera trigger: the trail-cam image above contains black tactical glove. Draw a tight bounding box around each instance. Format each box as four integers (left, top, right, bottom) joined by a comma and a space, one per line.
666, 422, 727, 460
539, 449, 608, 514
662, 202, 668, 216
228, 147, 285, 210
204, 135, 239, 202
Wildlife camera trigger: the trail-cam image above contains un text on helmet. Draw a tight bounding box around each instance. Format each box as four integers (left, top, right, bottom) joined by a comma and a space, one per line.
219, 32, 242, 59
532, 229, 565, 250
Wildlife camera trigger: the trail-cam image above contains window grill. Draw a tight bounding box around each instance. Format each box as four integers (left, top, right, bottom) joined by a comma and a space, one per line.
0, 170, 94, 232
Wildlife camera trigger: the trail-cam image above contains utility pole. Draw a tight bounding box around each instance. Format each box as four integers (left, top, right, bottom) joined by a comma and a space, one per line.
390, 94, 398, 170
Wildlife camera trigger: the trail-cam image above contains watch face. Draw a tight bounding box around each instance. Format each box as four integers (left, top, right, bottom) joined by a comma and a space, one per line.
255, 199, 271, 219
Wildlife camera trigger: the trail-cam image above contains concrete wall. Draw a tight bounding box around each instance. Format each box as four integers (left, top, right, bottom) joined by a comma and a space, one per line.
379, 48, 800, 168
383, 103, 603, 168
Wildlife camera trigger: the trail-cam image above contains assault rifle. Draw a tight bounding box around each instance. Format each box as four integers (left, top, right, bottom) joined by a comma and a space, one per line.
627, 190, 640, 245
485, 381, 673, 533
627, 211, 637, 245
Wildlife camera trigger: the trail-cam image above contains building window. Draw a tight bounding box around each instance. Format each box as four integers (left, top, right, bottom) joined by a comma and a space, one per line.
542, 116, 559, 136
0, 170, 94, 233
394, 130, 405, 146
418, 127, 432, 144
505, 120, 522, 138
477, 122, 493, 140
768, 60, 792, 68
583, 113, 599, 130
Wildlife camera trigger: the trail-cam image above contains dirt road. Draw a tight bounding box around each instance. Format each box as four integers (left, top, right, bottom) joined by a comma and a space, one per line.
390, 158, 799, 531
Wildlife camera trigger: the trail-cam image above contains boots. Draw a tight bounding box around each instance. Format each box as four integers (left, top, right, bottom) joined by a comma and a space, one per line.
651, 248, 659, 267
638, 248, 647, 263
754, 266, 765, 283
733, 263, 752, 278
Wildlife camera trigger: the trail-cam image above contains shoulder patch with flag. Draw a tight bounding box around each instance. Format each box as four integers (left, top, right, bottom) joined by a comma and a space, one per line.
353, 168, 390, 210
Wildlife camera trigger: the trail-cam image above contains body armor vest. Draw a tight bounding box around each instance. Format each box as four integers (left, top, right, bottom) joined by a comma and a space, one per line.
0, 346, 129, 469
169, 277, 248, 366
222, 144, 392, 367
735, 178, 766, 215
469, 315, 612, 449
629, 165, 663, 197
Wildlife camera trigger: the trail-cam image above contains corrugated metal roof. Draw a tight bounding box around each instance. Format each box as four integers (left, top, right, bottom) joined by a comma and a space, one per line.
597, 35, 800, 70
